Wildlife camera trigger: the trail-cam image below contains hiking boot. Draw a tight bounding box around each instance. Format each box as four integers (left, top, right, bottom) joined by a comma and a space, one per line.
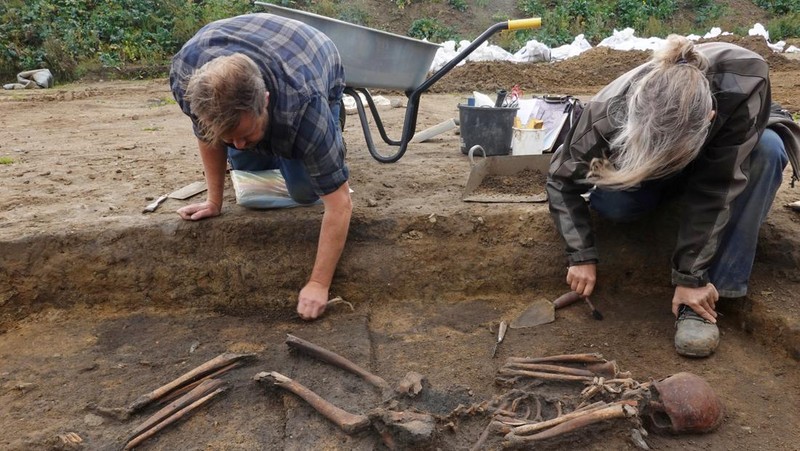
674, 305, 719, 357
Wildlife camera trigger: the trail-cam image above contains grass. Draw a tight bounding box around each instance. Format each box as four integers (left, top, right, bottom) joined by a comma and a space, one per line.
0, 156, 15, 164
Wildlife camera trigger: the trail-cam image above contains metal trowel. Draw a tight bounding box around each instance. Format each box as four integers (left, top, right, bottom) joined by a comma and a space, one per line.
510, 297, 555, 329
142, 181, 207, 214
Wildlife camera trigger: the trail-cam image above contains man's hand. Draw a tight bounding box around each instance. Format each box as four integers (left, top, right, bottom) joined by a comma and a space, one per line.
297, 281, 328, 320
672, 284, 719, 323
567, 263, 596, 297
177, 200, 221, 221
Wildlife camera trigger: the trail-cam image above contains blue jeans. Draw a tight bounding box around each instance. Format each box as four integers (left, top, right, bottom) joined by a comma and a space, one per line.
226, 101, 342, 205
589, 128, 788, 297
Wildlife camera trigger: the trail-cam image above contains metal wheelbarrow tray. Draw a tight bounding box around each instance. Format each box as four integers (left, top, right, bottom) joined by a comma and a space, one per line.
255, 2, 541, 163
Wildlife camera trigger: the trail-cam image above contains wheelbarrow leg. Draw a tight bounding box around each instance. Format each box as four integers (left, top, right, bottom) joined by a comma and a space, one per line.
349, 19, 541, 163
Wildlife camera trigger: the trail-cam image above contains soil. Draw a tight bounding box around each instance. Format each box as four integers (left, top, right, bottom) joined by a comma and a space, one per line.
472, 169, 547, 197
2, 36, 800, 450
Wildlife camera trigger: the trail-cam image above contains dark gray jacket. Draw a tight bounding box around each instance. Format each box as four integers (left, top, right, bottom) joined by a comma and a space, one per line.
547, 42, 799, 288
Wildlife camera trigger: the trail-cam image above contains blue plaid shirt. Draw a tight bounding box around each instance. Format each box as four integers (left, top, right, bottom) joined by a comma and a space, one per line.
170, 13, 348, 196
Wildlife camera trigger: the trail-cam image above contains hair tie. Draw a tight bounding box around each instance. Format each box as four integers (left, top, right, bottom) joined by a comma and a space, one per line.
677, 58, 688, 64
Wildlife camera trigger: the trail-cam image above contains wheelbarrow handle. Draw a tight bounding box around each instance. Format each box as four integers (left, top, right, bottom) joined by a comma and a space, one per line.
507, 17, 542, 31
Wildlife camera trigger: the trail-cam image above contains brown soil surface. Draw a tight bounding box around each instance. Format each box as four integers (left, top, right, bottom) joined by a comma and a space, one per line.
2, 41, 800, 450
472, 169, 547, 197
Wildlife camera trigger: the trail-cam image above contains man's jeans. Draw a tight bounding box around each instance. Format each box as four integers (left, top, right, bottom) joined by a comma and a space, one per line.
589, 128, 788, 297
225, 101, 343, 205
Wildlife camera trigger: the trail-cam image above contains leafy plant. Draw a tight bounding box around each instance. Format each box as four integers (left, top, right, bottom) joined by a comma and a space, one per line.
408, 18, 457, 42
338, 5, 370, 25
754, 0, 800, 15
767, 13, 800, 40
449, 0, 468, 12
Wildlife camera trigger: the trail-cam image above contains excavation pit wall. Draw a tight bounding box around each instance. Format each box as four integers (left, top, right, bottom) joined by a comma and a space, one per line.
1, 205, 799, 356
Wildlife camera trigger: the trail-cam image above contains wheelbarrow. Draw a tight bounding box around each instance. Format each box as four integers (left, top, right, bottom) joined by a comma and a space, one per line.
254, 2, 541, 163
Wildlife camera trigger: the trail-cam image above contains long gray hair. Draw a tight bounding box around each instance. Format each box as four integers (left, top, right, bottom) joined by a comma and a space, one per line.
184, 53, 268, 144
588, 35, 713, 189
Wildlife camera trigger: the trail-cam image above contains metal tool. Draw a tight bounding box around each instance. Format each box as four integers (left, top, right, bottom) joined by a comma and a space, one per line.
584, 297, 604, 320
142, 181, 207, 214
142, 195, 167, 213
491, 320, 508, 358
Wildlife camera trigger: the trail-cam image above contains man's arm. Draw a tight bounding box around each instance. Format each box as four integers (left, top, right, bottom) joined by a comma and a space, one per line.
297, 181, 352, 320
177, 139, 227, 221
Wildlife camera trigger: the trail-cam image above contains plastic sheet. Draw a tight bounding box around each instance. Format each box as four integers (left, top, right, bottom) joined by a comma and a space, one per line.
230, 169, 320, 209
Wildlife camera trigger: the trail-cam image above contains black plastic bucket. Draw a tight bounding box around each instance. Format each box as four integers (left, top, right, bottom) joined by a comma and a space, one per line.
458, 105, 518, 156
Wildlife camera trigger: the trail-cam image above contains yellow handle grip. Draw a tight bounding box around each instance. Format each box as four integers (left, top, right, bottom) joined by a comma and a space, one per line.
507, 17, 542, 31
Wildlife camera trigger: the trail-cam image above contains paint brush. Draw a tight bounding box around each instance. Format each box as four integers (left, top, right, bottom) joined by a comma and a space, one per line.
584, 297, 603, 320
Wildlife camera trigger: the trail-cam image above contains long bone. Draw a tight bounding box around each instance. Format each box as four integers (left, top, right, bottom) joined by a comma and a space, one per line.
497, 368, 595, 383
510, 400, 637, 436
124, 379, 227, 450
504, 402, 638, 446
502, 363, 599, 377
254, 371, 371, 434
285, 334, 391, 394
128, 352, 255, 413
505, 353, 606, 364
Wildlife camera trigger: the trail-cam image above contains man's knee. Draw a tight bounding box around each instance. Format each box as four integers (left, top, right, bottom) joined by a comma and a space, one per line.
286, 184, 319, 204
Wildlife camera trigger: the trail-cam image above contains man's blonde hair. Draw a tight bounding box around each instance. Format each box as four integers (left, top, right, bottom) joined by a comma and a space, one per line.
184, 53, 268, 144
588, 35, 713, 189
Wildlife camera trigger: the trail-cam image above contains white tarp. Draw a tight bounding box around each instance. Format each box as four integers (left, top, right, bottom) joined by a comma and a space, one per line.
429, 23, 798, 72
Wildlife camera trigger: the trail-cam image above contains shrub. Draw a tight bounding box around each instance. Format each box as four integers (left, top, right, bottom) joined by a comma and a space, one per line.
449, 0, 469, 12
767, 13, 800, 41
338, 6, 370, 25
754, 0, 800, 15
0, 0, 255, 81
408, 18, 457, 42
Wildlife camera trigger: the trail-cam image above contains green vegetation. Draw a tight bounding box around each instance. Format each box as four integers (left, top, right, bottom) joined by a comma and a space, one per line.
0, 0, 254, 81
449, 0, 469, 12
409, 18, 458, 42
0, 0, 797, 80
0, 157, 14, 165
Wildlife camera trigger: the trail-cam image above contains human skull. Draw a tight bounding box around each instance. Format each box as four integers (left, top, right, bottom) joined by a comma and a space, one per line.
644, 372, 724, 434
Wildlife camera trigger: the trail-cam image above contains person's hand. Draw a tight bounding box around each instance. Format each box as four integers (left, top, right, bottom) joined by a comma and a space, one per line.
176, 200, 221, 221
297, 281, 328, 320
671, 284, 719, 323
567, 263, 596, 297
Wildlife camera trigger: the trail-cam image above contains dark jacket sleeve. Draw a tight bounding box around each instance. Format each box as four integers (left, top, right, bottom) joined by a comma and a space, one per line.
546, 98, 616, 265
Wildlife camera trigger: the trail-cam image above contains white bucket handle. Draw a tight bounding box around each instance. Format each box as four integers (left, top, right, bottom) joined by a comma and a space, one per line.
468, 145, 487, 167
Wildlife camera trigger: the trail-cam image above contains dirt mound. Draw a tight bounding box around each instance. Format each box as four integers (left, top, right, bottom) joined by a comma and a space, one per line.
429, 36, 800, 96
701, 34, 800, 72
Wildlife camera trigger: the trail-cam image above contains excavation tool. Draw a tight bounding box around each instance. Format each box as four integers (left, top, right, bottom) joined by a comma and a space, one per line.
142, 180, 207, 213
553, 291, 604, 320
510, 298, 555, 329
254, 1, 541, 163
491, 321, 508, 358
